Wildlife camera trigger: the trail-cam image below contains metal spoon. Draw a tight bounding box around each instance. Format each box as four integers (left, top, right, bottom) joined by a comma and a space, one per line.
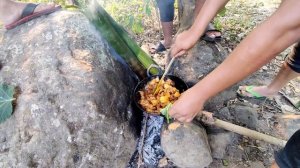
153, 56, 175, 94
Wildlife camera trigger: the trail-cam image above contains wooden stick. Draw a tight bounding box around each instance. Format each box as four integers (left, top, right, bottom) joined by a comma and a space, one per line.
154, 56, 175, 94
277, 114, 300, 119
200, 112, 287, 147
213, 119, 287, 147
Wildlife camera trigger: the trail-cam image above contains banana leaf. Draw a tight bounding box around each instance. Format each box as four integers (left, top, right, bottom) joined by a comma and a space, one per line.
83, 1, 159, 78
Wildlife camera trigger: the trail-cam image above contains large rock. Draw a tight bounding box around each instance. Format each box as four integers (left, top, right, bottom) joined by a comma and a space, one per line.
0, 11, 137, 167
161, 122, 212, 168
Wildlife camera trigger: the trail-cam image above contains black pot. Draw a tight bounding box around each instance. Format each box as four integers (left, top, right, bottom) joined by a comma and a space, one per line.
133, 74, 188, 116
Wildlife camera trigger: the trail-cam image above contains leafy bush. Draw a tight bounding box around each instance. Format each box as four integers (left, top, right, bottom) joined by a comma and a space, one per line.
102, 0, 155, 34
19, 0, 156, 34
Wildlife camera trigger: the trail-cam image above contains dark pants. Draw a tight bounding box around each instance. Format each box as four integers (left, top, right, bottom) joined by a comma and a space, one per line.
156, 0, 175, 22
286, 43, 300, 73
275, 129, 300, 168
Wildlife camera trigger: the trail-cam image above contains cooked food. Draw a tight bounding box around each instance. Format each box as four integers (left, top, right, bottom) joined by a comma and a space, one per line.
138, 77, 181, 114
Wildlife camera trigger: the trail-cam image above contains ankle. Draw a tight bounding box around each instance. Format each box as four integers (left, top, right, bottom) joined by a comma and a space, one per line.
265, 86, 280, 95
163, 39, 172, 48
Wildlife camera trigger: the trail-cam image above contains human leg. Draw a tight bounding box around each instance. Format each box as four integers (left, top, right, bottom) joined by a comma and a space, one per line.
0, 0, 58, 29
238, 43, 300, 98
194, 0, 222, 41
274, 129, 300, 168
153, 0, 175, 52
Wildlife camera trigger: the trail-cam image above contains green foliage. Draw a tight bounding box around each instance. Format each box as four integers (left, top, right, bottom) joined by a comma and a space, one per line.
18, 0, 156, 34
0, 84, 15, 124
213, 0, 276, 48
102, 0, 155, 34
295, 101, 300, 109
222, 159, 229, 166
213, 7, 227, 31
20, 0, 68, 7
160, 103, 172, 123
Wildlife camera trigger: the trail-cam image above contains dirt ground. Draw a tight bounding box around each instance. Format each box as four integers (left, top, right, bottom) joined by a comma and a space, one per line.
134, 0, 299, 167
0, 0, 298, 167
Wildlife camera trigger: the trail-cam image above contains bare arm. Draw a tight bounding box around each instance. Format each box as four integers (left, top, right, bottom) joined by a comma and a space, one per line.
169, 0, 300, 122
190, 0, 229, 40
171, 0, 229, 57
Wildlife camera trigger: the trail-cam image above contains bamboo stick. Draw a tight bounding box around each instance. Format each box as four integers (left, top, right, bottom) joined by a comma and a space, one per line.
213, 119, 287, 147
199, 112, 287, 147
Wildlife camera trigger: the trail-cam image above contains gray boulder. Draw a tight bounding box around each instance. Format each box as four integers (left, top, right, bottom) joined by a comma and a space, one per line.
161, 122, 212, 168
0, 11, 137, 167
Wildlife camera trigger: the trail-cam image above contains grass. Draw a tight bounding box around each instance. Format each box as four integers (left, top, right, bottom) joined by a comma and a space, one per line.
214, 0, 281, 49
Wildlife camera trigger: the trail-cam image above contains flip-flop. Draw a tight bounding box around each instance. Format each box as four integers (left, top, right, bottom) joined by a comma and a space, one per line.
237, 86, 266, 99
5, 3, 62, 30
151, 41, 167, 54
201, 23, 222, 42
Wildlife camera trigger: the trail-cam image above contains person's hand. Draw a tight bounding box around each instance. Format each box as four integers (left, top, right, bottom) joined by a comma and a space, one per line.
169, 87, 205, 122
171, 29, 199, 57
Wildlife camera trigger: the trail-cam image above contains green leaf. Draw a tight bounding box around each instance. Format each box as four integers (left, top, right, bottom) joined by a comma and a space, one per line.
145, 4, 151, 16
218, 7, 227, 17
84, 3, 159, 78
222, 159, 229, 166
160, 103, 172, 123
295, 101, 300, 109
0, 84, 15, 123
65, 5, 79, 10
127, 15, 134, 28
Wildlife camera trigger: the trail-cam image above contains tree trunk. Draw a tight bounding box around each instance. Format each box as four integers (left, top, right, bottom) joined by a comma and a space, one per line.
177, 0, 197, 33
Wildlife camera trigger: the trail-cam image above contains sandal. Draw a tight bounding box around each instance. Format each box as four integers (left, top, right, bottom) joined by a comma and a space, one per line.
237, 86, 266, 99
151, 41, 167, 54
201, 23, 222, 42
5, 3, 61, 30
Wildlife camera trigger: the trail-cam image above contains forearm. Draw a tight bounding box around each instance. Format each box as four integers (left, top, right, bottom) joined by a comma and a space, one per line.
190, 0, 229, 39
193, 0, 300, 102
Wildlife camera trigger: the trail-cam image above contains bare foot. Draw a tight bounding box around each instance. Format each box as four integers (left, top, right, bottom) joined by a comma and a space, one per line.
205, 31, 221, 38
2, 3, 56, 25
238, 85, 277, 98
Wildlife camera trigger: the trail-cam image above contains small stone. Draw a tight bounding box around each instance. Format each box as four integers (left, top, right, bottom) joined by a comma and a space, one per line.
158, 157, 168, 167
53, 119, 61, 127
281, 105, 295, 113
233, 106, 259, 129
214, 107, 233, 120
113, 127, 118, 133
262, 66, 268, 70
208, 132, 234, 159
249, 161, 265, 168
67, 136, 72, 143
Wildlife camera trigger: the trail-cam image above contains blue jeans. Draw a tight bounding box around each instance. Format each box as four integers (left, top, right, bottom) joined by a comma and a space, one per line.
275, 129, 300, 168
156, 0, 175, 22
